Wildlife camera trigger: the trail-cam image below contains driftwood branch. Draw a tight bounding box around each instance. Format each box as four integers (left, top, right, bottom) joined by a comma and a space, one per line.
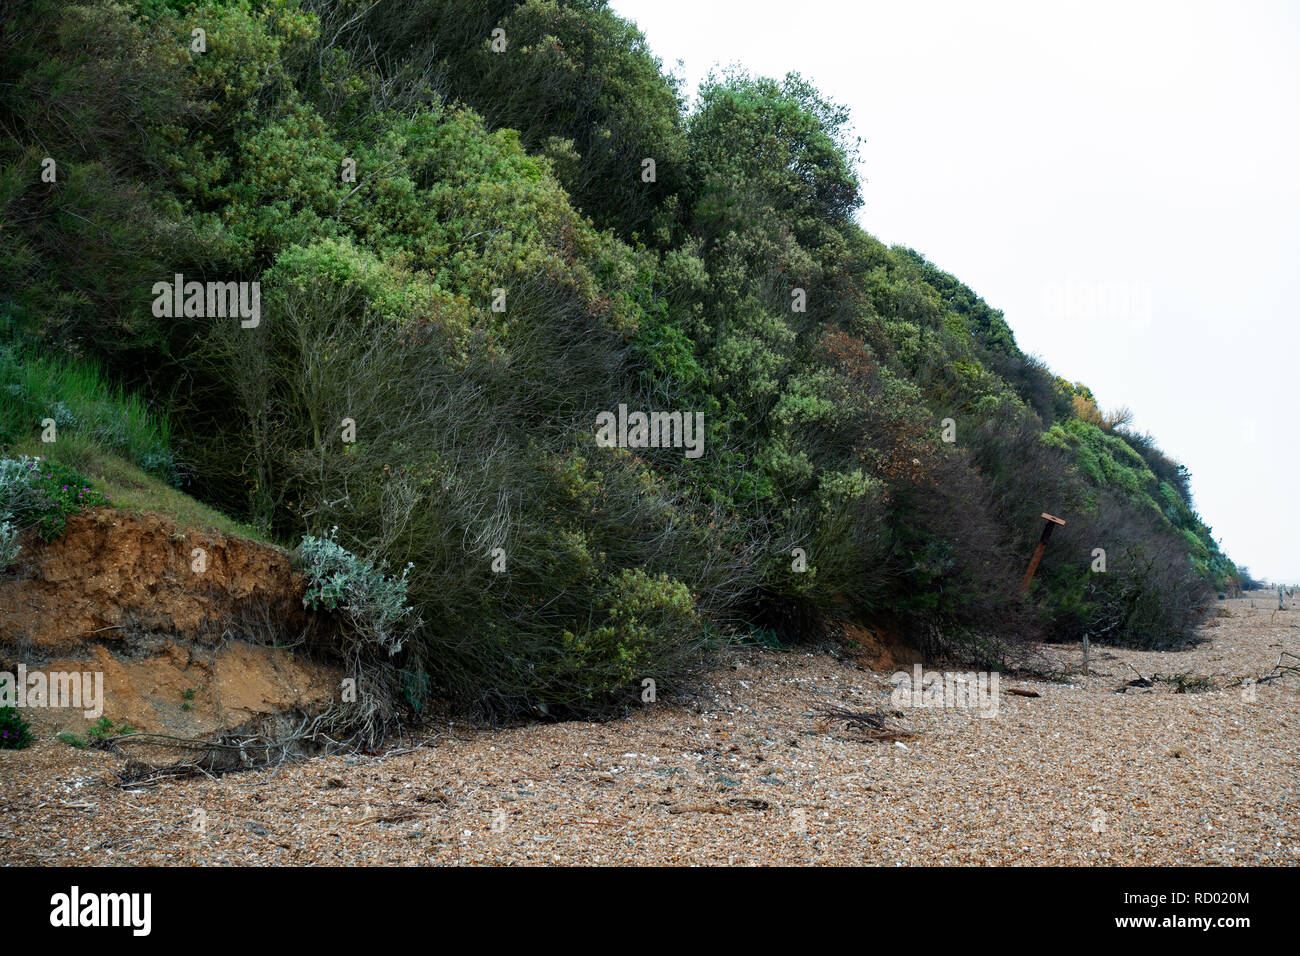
809, 703, 918, 741
1255, 651, 1300, 686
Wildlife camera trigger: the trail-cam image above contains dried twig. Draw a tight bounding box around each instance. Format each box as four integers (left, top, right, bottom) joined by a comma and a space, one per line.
667, 798, 769, 815
809, 703, 918, 741
1002, 687, 1041, 698
1255, 650, 1300, 686
348, 806, 426, 825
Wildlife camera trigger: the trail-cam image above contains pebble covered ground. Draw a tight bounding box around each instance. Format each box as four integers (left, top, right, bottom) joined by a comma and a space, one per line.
3, 596, 1297, 865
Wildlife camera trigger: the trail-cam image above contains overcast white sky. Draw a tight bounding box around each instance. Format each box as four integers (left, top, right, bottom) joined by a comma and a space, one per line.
611, 0, 1300, 583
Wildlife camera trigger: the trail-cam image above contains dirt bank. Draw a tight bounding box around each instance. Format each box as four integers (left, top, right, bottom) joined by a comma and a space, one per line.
0, 509, 305, 652
0, 509, 339, 738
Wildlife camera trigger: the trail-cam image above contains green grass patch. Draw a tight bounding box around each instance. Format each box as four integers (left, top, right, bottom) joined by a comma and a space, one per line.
0, 341, 265, 547
56, 717, 137, 749
11, 437, 272, 545
0, 344, 178, 484
87, 716, 136, 742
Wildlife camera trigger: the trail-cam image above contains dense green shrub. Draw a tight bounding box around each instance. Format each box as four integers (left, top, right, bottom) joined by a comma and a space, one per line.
294, 529, 416, 656
0, 0, 1237, 731
0, 706, 33, 749
331, 0, 689, 241
0, 456, 109, 541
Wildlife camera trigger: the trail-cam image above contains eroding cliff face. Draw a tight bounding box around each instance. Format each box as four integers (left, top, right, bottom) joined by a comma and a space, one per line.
0, 509, 305, 650
0, 510, 340, 736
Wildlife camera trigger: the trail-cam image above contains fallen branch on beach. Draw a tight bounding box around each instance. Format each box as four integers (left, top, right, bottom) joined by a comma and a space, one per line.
667, 797, 770, 815
1255, 650, 1300, 686
808, 703, 918, 741
99, 718, 342, 787
1002, 687, 1040, 698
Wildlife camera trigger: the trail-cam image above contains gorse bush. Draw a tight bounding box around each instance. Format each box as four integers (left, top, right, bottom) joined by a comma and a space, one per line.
545, 568, 705, 707
0, 0, 1237, 735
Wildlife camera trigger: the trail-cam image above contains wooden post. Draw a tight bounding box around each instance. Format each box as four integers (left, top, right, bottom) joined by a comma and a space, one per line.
1019, 512, 1066, 596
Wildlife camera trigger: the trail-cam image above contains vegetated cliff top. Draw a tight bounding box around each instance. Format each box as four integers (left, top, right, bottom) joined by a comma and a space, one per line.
0, 0, 1239, 723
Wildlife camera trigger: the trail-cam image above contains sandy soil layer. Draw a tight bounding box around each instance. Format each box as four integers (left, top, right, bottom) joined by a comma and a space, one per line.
3, 596, 1297, 866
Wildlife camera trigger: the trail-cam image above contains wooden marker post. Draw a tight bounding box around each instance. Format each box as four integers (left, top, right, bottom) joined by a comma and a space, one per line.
1019, 512, 1066, 596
